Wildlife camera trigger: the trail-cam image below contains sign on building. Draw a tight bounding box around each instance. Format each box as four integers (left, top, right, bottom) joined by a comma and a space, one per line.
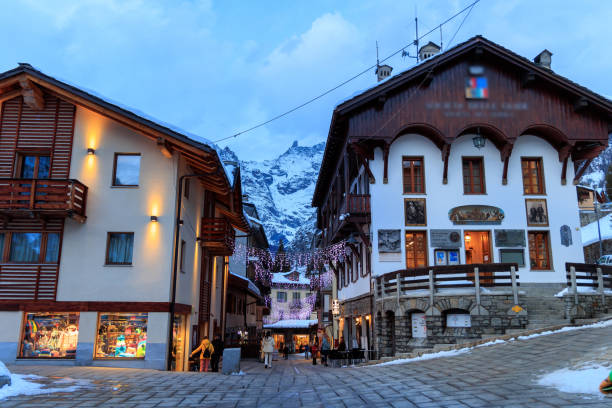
430, 229, 462, 248
332, 299, 340, 315
411, 312, 427, 338
446, 313, 471, 328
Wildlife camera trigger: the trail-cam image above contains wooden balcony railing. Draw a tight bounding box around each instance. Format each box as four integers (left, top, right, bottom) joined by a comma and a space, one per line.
345, 194, 370, 215
565, 262, 612, 293
200, 217, 235, 255
375, 263, 520, 303
0, 263, 59, 300
0, 179, 88, 222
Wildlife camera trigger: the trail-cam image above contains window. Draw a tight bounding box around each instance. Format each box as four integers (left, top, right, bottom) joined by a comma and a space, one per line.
44, 233, 60, 263
18, 154, 50, 179
402, 157, 425, 194
0, 233, 4, 257
112, 154, 141, 186
521, 158, 545, 194
277, 292, 287, 303
499, 249, 525, 267
106, 232, 134, 265
20, 312, 79, 358
292, 292, 301, 301
528, 231, 551, 270
10, 233, 42, 262
180, 240, 186, 273
405, 231, 427, 268
95, 313, 148, 358
462, 158, 485, 194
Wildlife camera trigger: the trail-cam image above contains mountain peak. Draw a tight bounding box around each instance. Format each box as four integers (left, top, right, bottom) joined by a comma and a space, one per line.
291, 140, 298, 148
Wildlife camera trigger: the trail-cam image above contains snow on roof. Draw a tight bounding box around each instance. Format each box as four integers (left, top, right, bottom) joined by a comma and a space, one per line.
581, 213, 612, 246
263, 319, 317, 329
229, 272, 261, 297
271, 266, 310, 285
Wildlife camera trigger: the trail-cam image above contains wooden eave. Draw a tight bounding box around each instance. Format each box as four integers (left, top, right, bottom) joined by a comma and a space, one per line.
312, 35, 612, 207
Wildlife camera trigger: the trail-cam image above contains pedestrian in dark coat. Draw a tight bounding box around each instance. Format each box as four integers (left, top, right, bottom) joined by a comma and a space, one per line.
211, 335, 224, 372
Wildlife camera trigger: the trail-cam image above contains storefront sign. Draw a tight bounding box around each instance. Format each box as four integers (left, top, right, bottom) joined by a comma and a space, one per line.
430, 229, 462, 248
411, 312, 427, 338
332, 299, 340, 316
448, 205, 504, 225
560, 225, 572, 247
494, 229, 526, 247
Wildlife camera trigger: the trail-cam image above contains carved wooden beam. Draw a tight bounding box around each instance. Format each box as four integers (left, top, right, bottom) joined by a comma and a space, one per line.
558, 144, 572, 185
0, 89, 21, 104
500, 143, 513, 185
18, 78, 44, 110
156, 137, 173, 158
560, 156, 569, 185
573, 158, 593, 185
353, 222, 371, 248
328, 262, 339, 278
350, 143, 375, 183
572, 144, 605, 161
442, 143, 451, 184
383, 142, 390, 184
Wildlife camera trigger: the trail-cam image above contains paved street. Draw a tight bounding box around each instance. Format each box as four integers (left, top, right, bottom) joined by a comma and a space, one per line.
4, 325, 612, 407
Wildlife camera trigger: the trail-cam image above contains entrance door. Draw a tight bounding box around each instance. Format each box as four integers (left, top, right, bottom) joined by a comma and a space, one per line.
464, 231, 492, 264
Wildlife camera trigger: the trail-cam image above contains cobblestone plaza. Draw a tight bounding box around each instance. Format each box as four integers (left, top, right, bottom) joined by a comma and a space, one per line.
4, 323, 612, 407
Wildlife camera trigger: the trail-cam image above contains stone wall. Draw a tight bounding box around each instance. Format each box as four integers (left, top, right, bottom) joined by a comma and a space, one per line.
564, 293, 612, 320
375, 293, 528, 356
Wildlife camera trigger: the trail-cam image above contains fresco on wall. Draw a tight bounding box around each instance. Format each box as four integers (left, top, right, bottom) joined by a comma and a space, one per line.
405, 198, 427, 226
378, 229, 401, 253
448, 205, 504, 225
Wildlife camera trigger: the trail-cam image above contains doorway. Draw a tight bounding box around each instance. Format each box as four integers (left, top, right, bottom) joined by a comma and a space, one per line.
464, 231, 492, 264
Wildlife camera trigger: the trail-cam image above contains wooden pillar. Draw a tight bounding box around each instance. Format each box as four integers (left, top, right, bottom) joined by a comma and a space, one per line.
383, 143, 390, 184
510, 266, 518, 306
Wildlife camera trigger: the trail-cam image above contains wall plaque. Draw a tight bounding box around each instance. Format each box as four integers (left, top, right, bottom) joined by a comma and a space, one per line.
560, 225, 572, 247
494, 230, 526, 247
378, 229, 401, 253
430, 229, 462, 248
449, 205, 504, 225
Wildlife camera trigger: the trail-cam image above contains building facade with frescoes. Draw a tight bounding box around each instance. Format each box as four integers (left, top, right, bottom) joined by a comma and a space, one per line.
312, 36, 612, 356
0, 64, 248, 370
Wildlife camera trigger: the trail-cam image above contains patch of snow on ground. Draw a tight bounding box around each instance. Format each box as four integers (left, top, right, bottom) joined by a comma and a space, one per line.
0, 374, 92, 401
538, 363, 611, 396
375, 348, 472, 366
517, 319, 612, 340
231, 371, 246, 376
555, 287, 612, 297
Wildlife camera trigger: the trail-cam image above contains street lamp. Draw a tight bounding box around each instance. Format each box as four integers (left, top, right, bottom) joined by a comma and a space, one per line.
472, 127, 486, 149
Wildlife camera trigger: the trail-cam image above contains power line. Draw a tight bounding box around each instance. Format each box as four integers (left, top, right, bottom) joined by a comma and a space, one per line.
213, 0, 480, 144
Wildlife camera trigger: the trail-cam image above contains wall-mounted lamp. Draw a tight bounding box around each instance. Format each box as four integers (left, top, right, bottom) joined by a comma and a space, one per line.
196, 237, 202, 242
472, 127, 486, 149
178, 219, 184, 226
150, 215, 158, 222
87, 148, 96, 155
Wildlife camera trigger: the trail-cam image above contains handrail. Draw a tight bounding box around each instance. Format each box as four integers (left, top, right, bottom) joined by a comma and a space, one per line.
565, 262, 612, 290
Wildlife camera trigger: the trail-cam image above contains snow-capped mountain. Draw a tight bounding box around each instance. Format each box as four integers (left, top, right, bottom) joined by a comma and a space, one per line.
580, 135, 612, 189
220, 141, 325, 251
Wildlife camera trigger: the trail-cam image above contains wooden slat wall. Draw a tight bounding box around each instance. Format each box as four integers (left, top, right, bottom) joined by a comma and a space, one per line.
0, 95, 76, 178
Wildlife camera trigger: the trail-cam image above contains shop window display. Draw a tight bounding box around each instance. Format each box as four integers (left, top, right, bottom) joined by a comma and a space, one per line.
95, 313, 147, 358
20, 312, 79, 358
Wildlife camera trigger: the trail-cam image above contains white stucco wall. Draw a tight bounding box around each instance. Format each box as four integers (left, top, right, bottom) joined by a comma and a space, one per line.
367, 133, 583, 285
59, 107, 178, 302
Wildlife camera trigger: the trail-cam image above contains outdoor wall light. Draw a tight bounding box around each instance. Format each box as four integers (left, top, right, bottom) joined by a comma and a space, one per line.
87, 148, 96, 155
150, 215, 158, 222
178, 219, 184, 226
472, 127, 486, 149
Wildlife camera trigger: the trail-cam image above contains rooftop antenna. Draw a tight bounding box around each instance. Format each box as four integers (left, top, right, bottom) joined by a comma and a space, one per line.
439, 24, 443, 52
414, 6, 419, 62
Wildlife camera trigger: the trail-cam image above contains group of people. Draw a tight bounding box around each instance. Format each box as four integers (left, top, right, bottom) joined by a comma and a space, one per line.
190, 335, 224, 372
260, 332, 333, 368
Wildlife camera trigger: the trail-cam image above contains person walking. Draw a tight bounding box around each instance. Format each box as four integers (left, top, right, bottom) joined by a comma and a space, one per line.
211, 335, 224, 372
190, 337, 214, 372
321, 335, 330, 367
310, 338, 318, 366
304, 343, 309, 359
262, 331, 275, 369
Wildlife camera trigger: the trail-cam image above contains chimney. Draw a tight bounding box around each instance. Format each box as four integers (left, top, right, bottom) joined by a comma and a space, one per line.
534, 49, 553, 70
376, 64, 393, 82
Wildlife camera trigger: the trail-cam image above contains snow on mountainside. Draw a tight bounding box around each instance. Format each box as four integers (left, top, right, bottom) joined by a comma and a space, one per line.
220, 141, 324, 251
580, 135, 612, 189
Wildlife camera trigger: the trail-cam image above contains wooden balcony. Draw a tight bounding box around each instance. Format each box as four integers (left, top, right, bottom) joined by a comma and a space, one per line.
345, 194, 370, 215
0, 179, 88, 222
0, 263, 59, 300
200, 217, 235, 256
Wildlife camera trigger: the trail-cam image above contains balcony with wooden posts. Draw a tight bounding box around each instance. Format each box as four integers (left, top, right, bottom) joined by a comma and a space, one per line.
200, 217, 236, 256
323, 193, 370, 245
0, 179, 88, 222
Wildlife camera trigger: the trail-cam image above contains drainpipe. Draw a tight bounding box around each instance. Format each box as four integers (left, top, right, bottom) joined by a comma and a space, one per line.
166, 173, 201, 371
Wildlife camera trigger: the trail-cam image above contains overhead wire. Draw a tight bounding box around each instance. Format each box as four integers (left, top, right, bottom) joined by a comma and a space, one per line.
213, 0, 480, 144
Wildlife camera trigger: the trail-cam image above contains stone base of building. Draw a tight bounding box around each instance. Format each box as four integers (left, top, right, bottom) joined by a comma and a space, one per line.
375, 291, 528, 356
563, 294, 612, 320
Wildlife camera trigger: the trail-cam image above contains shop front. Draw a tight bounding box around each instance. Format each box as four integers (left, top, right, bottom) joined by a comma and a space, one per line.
19, 312, 79, 359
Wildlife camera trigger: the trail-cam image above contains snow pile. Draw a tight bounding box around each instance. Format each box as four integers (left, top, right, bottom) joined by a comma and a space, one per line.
230, 370, 246, 376
0, 365, 92, 401
555, 287, 612, 297
517, 318, 612, 340
581, 213, 612, 246
375, 347, 471, 366
538, 363, 611, 396
263, 319, 317, 329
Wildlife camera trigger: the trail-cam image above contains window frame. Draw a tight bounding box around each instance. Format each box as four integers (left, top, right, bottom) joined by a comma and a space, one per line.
499, 248, 525, 267
462, 156, 485, 194
276, 291, 287, 303
528, 231, 552, 270
402, 156, 426, 194
405, 230, 428, 269
521, 157, 546, 195
112, 153, 142, 187
1, 231, 62, 264
105, 232, 135, 266
15, 151, 52, 179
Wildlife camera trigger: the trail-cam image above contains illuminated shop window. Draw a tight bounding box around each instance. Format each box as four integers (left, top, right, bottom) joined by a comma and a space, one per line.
20, 312, 79, 359
95, 313, 148, 359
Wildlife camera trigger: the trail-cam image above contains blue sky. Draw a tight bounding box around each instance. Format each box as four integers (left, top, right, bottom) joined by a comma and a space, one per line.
1, 0, 611, 160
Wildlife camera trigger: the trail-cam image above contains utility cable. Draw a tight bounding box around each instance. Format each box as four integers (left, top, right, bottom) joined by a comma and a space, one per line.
213, 0, 480, 143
